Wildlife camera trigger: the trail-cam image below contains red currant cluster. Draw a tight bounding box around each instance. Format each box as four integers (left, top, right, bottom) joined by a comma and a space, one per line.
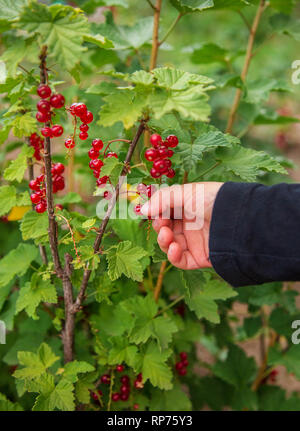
29, 133, 44, 161
145, 133, 178, 179
36, 84, 65, 138
64, 103, 94, 149
133, 184, 156, 216
29, 162, 65, 213
175, 352, 189, 376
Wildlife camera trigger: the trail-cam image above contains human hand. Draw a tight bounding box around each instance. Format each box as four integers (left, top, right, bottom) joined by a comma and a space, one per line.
141, 182, 223, 270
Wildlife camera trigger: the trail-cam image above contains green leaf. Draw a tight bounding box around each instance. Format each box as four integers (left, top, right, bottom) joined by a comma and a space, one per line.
191, 43, 228, 64
11, 113, 37, 138
21, 210, 49, 241
33, 377, 75, 411
106, 241, 148, 282
4, 145, 34, 183
14, 343, 59, 380
64, 361, 95, 382
216, 144, 287, 181
170, 0, 214, 13
213, 344, 257, 388
0, 185, 17, 217
18, 2, 89, 71
150, 384, 192, 411
16, 277, 57, 320
0, 393, 23, 411
100, 156, 123, 185
259, 386, 300, 411
108, 338, 139, 368
0, 0, 28, 21
269, 345, 300, 380
269, 0, 295, 14
97, 16, 153, 50
152, 67, 214, 91
211, 0, 249, 10
130, 70, 154, 86
57, 192, 82, 205
83, 33, 114, 49
0, 243, 38, 289
181, 271, 237, 323
141, 342, 173, 390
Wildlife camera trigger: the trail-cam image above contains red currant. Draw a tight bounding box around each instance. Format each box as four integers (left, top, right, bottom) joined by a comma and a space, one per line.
51, 125, 64, 137
178, 367, 187, 376
150, 133, 162, 148
80, 124, 89, 132
41, 127, 53, 138
153, 159, 168, 173
146, 185, 156, 198
50, 93, 65, 109
89, 160, 96, 170
165, 159, 172, 169
55, 204, 63, 210
137, 373, 143, 382
145, 148, 158, 162
175, 362, 184, 371
36, 111, 50, 123
93, 170, 100, 179
65, 138, 75, 149
116, 365, 124, 373
30, 193, 41, 204
93, 159, 104, 170
80, 111, 93, 124
137, 183, 147, 195
70, 103, 78, 116
120, 393, 129, 401
90, 391, 98, 401
35, 201, 47, 213
34, 150, 42, 161
53, 176, 65, 192
29, 179, 40, 191
74, 103, 87, 117
167, 168, 175, 178
97, 176, 108, 188
106, 152, 118, 159
157, 146, 168, 159
112, 393, 120, 402
120, 375, 130, 385
182, 359, 189, 367
167, 149, 174, 158
30, 133, 39, 145
88, 149, 99, 159
150, 168, 161, 178
120, 385, 130, 394
37, 175, 45, 184
180, 352, 188, 360
104, 191, 112, 200
133, 404, 139, 410
37, 100, 51, 113
52, 163, 65, 175
101, 374, 111, 384
134, 379, 143, 389
79, 131, 88, 140
166, 135, 179, 148
134, 204, 142, 215
92, 139, 104, 151
37, 84, 51, 99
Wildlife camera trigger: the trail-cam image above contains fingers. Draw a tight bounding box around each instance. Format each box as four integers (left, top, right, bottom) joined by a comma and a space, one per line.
141, 185, 184, 219
152, 218, 172, 234
167, 242, 199, 270
157, 226, 173, 253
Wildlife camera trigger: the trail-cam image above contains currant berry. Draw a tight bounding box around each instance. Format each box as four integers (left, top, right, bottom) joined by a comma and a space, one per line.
36, 201, 47, 214
29, 179, 40, 191
133, 404, 139, 410
55, 204, 63, 210
79, 131, 88, 140
182, 359, 189, 367
134, 204, 142, 215
37, 84, 51, 99
137, 373, 143, 382
93, 170, 100, 179
134, 379, 143, 389
37, 100, 51, 113
41, 127, 53, 138
70, 103, 78, 116
145, 148, 158, 162
153, 159, 168, 173
175, 362, 184, 371
150, 133, 162, 148
180, 352, 188, 360
80, 124, 89, 132
92, 159, 104, 170
120, 375, 130, 385
30, 193, 41, 204
167, 169, 175, 178
165, 159, 172, 169
178, 367, 187, 376
166, 135, 179, 148
80, 111, 93, 124
50, 93, 65, 109
120, 385, 130, 394
112, 393, 120, 402
97, 176, 108, 188
36, 111, 50, 123
88, 149, 100, 159
150, 168, 161, 178
89, 160, 96, 170
36, 174, 45, 184
34, 150, 42, 161
51, 125, 64, 137
106, 152, 118, 159
52, 163, 65, 175
53, 176, 65, 192
120, 393, 129, 402
157, 146, 168, 159
30, 133, 39, 144
65, 138, 75, 149
74, 103, 87, 117
167, 149, 174, 158
104, 191, 112, 200
101, 374, 111, 384
92, 139, 104, 151
116, 365, 124, 373
146, 185, 156, 198
90, 391, 98, 401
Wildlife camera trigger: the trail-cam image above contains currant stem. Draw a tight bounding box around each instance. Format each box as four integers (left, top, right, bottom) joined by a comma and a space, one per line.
159, 12, 183, 47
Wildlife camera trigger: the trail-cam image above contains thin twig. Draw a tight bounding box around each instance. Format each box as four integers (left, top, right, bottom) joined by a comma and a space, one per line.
146, 0, 157, 11
237, 10, 251, 32
154, 260, 167, 302
226, 0, 266, 134
156, 295, 185, 316
72, 121, 146, 312
159, 13, 183, 46
150, 0, 163, 71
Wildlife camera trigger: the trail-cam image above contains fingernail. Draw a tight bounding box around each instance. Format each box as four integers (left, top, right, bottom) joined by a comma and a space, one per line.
141, 202, 149, 215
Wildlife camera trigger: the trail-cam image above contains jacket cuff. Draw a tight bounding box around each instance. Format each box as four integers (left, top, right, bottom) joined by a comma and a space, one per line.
209, 182, 259, 287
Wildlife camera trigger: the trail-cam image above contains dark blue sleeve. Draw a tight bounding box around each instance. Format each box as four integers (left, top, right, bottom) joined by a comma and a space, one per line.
209, 182, 300, 287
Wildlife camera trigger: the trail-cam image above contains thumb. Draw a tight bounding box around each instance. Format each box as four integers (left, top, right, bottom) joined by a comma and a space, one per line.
141, 185, 184, 219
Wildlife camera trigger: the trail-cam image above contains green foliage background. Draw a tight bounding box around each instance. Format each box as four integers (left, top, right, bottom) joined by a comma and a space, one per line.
0, 0, 300, 411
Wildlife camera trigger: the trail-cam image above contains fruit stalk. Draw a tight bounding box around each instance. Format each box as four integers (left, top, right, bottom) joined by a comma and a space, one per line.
72, 120, 146, 312
226, 0, 266, 134
39, 45, 75, 363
